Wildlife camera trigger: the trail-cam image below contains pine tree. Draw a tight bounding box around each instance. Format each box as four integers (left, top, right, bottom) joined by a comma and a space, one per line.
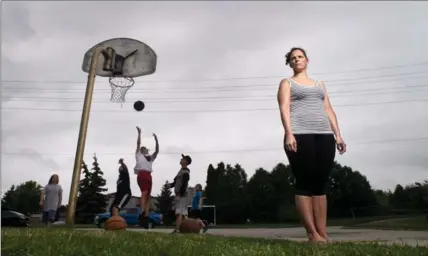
89, 155, 108, 215
75, 155, 108, 223
76, 161, 93, 223
157, 180, 174, 225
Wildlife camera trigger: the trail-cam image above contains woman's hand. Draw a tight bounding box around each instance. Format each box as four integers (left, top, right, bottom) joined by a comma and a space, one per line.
336, 136, 347, 155
285, 134, 297, 152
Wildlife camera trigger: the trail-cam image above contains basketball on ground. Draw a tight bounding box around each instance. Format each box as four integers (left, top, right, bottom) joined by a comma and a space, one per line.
179, 218, 201, 234
105, 215, 127, 231
134, 100, 145, 111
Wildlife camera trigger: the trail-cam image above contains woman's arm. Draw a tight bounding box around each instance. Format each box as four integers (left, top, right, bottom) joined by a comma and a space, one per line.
58, 186, 63, 208
320, 81, 342, 138
277, 79, 293, 135
40, 188, 45, 206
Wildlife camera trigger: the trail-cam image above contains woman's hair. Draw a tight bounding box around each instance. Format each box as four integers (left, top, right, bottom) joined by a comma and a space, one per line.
195, 184, 202, 190
285, 47, 308, 66
48, 174, 59, 185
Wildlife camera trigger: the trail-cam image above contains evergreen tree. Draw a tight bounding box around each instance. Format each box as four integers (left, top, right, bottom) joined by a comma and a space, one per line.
75, 155, 107, 223
76, 161, 93, 223
157, 180, 174, 225
204, 164, 217, 206
89, 155, 108, 214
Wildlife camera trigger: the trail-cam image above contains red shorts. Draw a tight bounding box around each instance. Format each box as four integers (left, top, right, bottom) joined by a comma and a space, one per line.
137, 170, 152, 195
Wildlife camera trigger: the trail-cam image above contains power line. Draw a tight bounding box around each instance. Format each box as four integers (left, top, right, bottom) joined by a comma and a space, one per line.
3, 137, 428, 156
2, 98, 428, 113
2, 70, 428, 89
3, 82, 428, 101
3, 74, 428, 93
2, 62, 428, 84
3, 86, 428, 103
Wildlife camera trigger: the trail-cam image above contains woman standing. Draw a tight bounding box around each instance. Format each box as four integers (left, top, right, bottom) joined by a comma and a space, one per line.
277, 47, 347, 243
40, 174, 63, 226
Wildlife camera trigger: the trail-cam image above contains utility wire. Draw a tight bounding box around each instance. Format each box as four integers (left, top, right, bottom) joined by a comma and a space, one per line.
3, 87, 428, 104
2, 70, 428, 91
3, 137, 428, 156
2, 98, 428, 113
2, 62, 428, 84
3, 75, 428, 93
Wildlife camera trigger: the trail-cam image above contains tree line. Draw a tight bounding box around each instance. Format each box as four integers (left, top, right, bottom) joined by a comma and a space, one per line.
195, 161, 428, 224
2, 157, 427, 225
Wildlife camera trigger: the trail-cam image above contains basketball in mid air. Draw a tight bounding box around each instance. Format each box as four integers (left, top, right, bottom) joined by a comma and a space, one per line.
134, 100, 145, 111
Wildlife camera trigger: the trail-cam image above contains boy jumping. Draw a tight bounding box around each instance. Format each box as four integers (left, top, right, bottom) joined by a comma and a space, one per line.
134, 126, 159, 229
110, 158, 131, 217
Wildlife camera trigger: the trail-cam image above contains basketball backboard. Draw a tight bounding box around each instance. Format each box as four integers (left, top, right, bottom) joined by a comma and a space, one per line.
82, 37, 157, 78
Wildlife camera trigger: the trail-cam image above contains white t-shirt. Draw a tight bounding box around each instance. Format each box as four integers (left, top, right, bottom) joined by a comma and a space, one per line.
134, 152, 154, 174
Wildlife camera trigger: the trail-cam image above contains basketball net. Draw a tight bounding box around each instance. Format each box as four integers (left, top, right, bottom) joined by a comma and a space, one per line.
109, 76, 135, 103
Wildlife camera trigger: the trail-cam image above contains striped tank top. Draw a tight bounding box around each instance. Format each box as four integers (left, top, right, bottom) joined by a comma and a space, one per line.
287, 78, 333, 134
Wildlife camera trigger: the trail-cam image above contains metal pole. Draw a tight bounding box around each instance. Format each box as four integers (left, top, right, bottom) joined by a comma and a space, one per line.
214, 205, 216, 226
66, 47, 100, 226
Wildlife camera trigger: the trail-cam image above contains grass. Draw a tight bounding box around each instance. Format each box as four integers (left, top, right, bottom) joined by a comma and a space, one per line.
2, 228, 428, 256
30, 215, 427, 231
29, 223, 95, 228
344, 216, 428, 231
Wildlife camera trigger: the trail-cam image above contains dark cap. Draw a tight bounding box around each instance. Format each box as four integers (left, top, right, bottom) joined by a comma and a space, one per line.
181, 154, 192, 165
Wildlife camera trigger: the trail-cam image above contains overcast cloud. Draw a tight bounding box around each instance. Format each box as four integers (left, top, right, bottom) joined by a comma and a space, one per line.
2, 1, 428, 203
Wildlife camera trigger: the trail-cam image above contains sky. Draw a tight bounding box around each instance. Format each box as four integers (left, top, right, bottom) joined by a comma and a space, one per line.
2, 1, 428, 205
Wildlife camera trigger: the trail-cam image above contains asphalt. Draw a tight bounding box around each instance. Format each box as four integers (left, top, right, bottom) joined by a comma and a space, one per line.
79, 226, 428, 247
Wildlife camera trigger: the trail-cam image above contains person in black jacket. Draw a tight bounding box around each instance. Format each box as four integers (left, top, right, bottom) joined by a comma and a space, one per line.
169, 154, 191, 233
110, 158, 132, 217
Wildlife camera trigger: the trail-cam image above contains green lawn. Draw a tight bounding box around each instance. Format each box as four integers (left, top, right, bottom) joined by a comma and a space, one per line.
29, 223, 95, 228
344, 216, 428, 231
2, 228, 428, 256
33, 215, 427, 231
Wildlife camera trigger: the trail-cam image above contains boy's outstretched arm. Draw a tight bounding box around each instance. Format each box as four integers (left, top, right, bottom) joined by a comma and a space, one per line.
151, 133, 159, 160
136, 126, 141, 154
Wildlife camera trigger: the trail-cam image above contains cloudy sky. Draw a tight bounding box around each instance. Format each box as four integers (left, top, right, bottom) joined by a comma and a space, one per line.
2, 1, 428, 204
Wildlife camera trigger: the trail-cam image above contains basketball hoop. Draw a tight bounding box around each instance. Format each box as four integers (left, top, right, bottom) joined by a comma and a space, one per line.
82, 38, 157, 104
109, 76, 135, 103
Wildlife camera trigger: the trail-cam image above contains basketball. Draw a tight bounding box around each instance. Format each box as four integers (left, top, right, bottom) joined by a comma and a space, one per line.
134, 100, 145, 111
105, 215, 127, 231
179, 218, 201, 234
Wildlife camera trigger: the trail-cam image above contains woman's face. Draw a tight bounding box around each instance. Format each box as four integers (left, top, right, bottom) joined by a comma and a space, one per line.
289, 49, 308, 72
52, 175, 59, 184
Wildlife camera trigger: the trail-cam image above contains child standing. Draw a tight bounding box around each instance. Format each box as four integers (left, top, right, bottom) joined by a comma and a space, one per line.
169, 154, 192, 234
190, 184, 208, 233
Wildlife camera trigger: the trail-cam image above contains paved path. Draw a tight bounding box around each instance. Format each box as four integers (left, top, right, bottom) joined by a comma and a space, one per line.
80, 227, 428, 247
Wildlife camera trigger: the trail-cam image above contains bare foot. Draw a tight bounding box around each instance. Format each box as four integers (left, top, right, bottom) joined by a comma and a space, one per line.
308, 233, 327, 243
319, 233, 331, 242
